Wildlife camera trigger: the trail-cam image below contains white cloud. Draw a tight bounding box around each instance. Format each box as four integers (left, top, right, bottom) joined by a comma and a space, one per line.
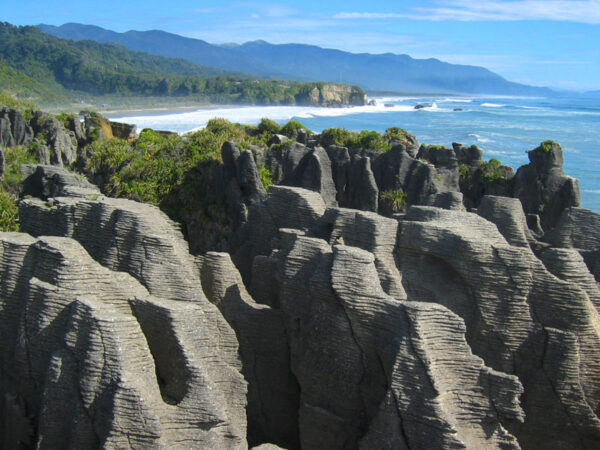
335, 1, 600, 24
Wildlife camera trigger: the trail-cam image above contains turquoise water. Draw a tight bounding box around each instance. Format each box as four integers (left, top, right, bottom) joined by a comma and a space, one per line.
109, 95, 600, 211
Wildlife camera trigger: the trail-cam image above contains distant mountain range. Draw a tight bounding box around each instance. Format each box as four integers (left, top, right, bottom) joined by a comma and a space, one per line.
39, 22, 556, 97
0, 23, 364, 107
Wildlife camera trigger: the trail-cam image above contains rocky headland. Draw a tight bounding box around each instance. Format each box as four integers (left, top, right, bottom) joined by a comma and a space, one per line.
1, 105, 599, 449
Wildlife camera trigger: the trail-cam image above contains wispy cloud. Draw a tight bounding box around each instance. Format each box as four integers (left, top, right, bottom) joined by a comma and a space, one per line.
335, 1, 600, 24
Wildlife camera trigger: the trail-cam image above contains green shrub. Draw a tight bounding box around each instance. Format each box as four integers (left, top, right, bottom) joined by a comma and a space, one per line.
380, 189, 407, 212
540, 140, 558, 153
87, 138, 137, 176
280, 120, 311, 137
0, 191, 19, 231
55, 112, 76, 128
355, 130, 392, 152
0, 144, 36, 232
384, 127, 412, 144
258, 165, 274, 189
479, 158, 504, 184
257, 118, 281, 135
459, 164, 471, 181
1, 145, 38, 196
320, 127, 356, 147
0, 92, 36, 112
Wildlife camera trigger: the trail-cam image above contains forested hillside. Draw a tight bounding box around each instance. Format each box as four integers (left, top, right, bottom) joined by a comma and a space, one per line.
0, 23, 365, 107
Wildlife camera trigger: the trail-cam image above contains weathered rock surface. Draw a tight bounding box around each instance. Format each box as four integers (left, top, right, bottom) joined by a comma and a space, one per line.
257, 232, 523, 449
295, 83, 367, 107
200, 252, 300, 449
2, 115, 599, 450
371, 144, 447, 213
416, 144, 460, 191
545, 206, 600, 251
513, 141, 581, 230
453, 142, 483, 166
21, 163, 100, 199
398, 206, 600, 448
477, 195, 532, 248
29, 111, 78, 167
0, 233, 247, 448
234, 185, 326, 282
0, 107, 33, 148
265, 142, 338, 207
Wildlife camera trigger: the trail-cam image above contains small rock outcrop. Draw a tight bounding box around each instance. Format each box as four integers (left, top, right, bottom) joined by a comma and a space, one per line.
0, 107, 33, 148
295, 83, 367, 107
21, 164, 100, 199
513, 141, 580, 230
29, 111, 78, 167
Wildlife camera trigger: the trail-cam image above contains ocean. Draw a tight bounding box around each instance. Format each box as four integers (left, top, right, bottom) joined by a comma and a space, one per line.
107, 95, 600, 212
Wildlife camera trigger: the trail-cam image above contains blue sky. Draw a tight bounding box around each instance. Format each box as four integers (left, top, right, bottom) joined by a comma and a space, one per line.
3, 0, 600, 90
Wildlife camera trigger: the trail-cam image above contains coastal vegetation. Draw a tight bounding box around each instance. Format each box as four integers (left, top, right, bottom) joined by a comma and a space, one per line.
320, 126, 411, 152
0, 144, 38, 231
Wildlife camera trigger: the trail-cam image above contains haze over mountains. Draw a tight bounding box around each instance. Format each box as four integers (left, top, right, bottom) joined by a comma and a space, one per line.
39, 22, 555, 97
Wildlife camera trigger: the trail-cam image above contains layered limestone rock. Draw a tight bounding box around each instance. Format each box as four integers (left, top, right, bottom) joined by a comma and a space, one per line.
0, 233, 247, 448
265, 142, 338, 207
0, 107, 33, 147
545, 206, 600, 250
21, 163, 101, 199
29, 111, 78, 167
513, 141, 580, 230
296, 84, 367, 107
398, 206, 600, 448
256, 232, 523, 449
239, 186, 528, 448
234, 185, 326, 282
371, 144, 447, 213
200, 252, 300, 449
19, 194, 208, 304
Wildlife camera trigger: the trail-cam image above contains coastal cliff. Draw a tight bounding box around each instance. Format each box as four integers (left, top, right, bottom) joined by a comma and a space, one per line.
1, 105, 600, 449
295, 83, 367, 107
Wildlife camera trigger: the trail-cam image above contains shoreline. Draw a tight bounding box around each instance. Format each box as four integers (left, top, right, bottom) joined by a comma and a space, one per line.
103, 103, 241, 119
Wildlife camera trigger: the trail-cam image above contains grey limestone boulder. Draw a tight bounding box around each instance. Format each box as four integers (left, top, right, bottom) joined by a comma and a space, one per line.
416, 144, 460, 191
266, 141, 338, 207
545, 206, 600, 250
428, 191, 465, 210
513, 141, 581, 230
453, 142, 483, 166
0, 107, 33, 148
371, 144, 447, 213
325, 145, 351, 203
320, 207, 406, 300
346, 156, 378, 212
20, 164, 100, 199
30, 111, 78, 167
233, 185, 326, 282
478, 195, 533, 248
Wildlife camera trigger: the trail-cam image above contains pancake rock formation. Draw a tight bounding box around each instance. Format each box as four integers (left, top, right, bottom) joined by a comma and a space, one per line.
1, 125, 600, 450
